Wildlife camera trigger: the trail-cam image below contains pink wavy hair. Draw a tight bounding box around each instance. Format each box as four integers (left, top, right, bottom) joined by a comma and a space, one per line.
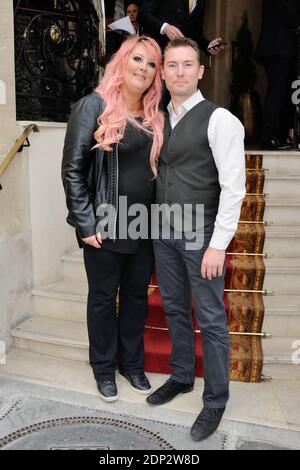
94, 35, 164, 176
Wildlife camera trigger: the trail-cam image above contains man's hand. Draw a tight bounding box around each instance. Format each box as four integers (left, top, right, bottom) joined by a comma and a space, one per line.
201, 247, 225, 280
82, 232, 102, 249
164, 24, 184, 40
207, 37, 224, 55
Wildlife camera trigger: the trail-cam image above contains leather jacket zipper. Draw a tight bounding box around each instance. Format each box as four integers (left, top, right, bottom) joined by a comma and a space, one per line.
113, 143, 119, 241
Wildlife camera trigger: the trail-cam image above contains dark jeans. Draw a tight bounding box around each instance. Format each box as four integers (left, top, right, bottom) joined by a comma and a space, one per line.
153, 226, 230, 409
83, 245, 154, 381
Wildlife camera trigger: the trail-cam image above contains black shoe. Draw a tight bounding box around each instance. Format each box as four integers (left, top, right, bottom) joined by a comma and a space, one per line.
146, 378, 194, 405
96, 379, 118, 402
261, 138, 297, 151
119, 372, 152, 395
276, 142, 299, 151
190, 407, 225, 441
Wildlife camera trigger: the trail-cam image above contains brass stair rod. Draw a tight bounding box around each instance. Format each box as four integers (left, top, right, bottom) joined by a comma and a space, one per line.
226, 252, 274, 258
239, 221, 273, 225
261, 375, 272, 382
145, 325, 271, 338
224, 289, 273, 294
148, 285, 273, 295
245, 193, 269, 197
246, 168, 269, 171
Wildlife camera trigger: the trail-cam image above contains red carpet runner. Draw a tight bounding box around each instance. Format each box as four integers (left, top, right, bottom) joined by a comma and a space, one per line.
145, 154, 267, 382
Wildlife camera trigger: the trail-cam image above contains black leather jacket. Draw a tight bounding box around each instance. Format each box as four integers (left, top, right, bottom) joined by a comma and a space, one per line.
62, 92, 119, 247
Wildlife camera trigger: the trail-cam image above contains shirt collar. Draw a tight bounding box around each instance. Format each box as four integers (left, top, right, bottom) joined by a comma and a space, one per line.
167, 89, 205, 117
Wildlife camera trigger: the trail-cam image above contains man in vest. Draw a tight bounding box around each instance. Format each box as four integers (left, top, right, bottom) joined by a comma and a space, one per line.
147, 38, 246, 442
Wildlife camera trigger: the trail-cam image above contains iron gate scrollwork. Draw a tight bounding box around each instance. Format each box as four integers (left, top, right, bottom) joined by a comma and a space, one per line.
14, 0, 101, 122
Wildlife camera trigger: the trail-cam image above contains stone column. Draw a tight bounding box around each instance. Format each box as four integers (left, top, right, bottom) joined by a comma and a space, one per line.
0, 0, 32, 356
0, 0, 16, 155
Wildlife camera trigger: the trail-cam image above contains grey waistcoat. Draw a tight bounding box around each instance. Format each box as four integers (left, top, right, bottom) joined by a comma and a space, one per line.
156, 100, 221, 229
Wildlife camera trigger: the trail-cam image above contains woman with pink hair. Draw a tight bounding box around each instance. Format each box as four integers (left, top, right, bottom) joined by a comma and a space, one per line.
62, 36, 164, 402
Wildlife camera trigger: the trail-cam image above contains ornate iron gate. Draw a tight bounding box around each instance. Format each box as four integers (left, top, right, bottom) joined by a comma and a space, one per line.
14, 0, 101, 122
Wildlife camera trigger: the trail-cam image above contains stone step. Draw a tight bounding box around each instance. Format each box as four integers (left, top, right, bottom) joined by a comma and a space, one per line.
64, 226, 300, 266
262, 363, 300, 381
264, 257, 300, 292
264, 198, 300, 226
247, 150, 300, 173
62, 251, 87, 285
263, 293, 300, 310
263, 306, 300, 337
32, 280, 87, 323
61, 250, 300, 295
0, 349, 95, 392
11, 315, 300, 373
33, 271, 300, 326
264, 174, 300, 198
11, 315, 89, 363
265, 226, 300, 258
263, 337, 300, 366
32, 276, 300, 338
1, 348, 300, 384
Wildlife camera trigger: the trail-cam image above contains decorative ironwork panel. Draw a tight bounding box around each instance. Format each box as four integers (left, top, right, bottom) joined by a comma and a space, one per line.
14, 0, 101, 122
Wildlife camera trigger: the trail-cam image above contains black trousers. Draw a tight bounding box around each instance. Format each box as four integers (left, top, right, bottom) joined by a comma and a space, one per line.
83, 245, 154, 381
262, 56, 296, 142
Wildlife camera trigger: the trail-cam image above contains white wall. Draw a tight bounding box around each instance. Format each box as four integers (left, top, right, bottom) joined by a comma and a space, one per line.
17, 122, 77, 287
0, 0, 32, 353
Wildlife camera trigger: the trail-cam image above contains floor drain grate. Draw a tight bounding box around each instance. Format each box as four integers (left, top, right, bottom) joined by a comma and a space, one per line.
0, 416, 174, 450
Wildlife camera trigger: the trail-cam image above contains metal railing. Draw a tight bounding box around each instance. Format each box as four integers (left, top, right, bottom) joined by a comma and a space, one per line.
0, 124, 39, 191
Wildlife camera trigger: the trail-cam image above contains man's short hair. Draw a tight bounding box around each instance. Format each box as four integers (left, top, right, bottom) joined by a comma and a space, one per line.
163, 38, 201, 64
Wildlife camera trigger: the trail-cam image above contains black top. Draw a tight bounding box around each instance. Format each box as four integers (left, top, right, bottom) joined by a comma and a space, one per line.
101, 119, 155, 254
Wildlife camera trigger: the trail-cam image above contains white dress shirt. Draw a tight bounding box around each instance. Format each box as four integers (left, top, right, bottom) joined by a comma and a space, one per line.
167, 90, 246, 251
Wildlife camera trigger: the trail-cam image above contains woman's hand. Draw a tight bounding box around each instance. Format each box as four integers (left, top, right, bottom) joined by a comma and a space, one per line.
82, 232, 102, 249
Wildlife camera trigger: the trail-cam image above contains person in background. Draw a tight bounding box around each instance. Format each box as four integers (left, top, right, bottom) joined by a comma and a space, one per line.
255, 0, 300, 150
138, 0, 224, 110
138, 0, 224, 55
125, 2, 142, 34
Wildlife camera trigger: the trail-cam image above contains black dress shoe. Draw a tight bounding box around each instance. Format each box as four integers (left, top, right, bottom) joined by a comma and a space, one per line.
276, 142, 299, 151
119, 372, 152, 395
261, 139, 297, 151
146, 378, 194, 405
190, 407, 225, 441
96, 379, 118, 402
